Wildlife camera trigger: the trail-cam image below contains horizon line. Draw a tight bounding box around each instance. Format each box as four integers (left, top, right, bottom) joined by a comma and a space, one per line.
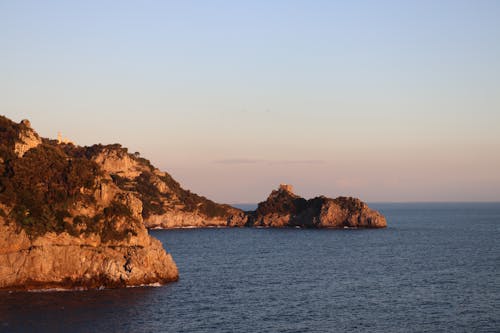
229, 201, 500, 205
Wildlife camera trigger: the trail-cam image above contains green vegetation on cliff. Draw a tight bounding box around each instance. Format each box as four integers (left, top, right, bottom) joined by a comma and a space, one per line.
0, 115, 237, 238
0, 116, 138, 238
0, 142, 99, 237
1, 115, 386, 234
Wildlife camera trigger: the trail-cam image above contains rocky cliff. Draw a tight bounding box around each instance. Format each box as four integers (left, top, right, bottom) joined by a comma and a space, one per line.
0, 115, 387, 289
63, 146, 386, 230
74, 144, 248, 228
249, 184, 386, 228
0, 220, 178, 290
0, 116, 178, 290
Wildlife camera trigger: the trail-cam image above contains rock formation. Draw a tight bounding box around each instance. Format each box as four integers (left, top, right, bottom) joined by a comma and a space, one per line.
0, 220, 178, 290
81, 144, 248, 229
0, 115, 387, 289
249, 184, 387, 228
0, 116, 178, 290
12, 119, 42, 157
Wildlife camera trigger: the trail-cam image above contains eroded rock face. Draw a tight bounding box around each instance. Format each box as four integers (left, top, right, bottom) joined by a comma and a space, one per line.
85, 145, 385, 229
92, 147, 144, 179
1, 114, 387, 290
145, 208, 247, 229
85, 145, 248, 229
13, 119, 42, 157
249, 186, 386, 228
0, 116, 178, 290
0, 221, 178, 290
317, 197, 386, 228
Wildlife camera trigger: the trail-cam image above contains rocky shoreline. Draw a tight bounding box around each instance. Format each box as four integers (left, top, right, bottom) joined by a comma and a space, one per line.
0, 116, 178, 291
0, 116, 386, 291
0, 210, 178, 291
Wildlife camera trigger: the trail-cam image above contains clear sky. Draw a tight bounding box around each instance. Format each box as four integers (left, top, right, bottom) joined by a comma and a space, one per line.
1, 0, 499, 203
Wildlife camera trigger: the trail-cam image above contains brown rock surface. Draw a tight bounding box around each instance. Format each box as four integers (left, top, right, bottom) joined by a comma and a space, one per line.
69, 145, 385, 230
0, 116, 178, 290
249, 185, 386, 228
81, 144, 248, 228
0, 115, 387, 289
0, 220, 178, 290
12, 119, 42, 157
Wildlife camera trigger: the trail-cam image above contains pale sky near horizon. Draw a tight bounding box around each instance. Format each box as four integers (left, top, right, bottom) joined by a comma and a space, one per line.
1, 0, 500, 203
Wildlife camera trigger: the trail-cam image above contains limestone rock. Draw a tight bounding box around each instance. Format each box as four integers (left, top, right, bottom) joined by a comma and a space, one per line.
92, 146, 144, 179
83, 145, 385, 230
0, 114, 387, 291
145, 207, 247, 229
82, 144, 248, 228
0, 115, 178, 290
13, 119, 42, 157
0, 221, 178, 290
249, 186, 386, 228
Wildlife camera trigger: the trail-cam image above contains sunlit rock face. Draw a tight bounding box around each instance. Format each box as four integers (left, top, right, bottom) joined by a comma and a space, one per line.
248, 185, 387, 229
82, 143, 248, 229
0, 115, 386, 290
0, 221, 178, 290
0, 116, 178, 291
13, 119, 42, 158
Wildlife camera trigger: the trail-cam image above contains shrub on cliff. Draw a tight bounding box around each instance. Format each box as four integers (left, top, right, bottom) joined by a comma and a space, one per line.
0, 140, 102, 237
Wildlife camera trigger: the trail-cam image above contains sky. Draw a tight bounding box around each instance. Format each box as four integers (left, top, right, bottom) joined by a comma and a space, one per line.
1, 0, 500, 203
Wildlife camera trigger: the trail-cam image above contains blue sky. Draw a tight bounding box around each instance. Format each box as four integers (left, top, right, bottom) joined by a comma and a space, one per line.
1, 0, 499, 202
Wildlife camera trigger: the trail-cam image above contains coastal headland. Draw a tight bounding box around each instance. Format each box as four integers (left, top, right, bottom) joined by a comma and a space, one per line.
0, 116, 385, 290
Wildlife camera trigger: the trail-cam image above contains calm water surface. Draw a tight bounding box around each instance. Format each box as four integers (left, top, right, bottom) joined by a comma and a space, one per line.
1, 203, 499, 332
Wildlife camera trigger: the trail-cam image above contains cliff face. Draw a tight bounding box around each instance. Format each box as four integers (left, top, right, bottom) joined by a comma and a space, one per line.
12, 120, 42, 158
78, 144, 248, 229
0, 116, 178, 290
250, 185, 386, 228
0, 220, 178, 290
0, 115, 387, 289
77, 148, 387, 230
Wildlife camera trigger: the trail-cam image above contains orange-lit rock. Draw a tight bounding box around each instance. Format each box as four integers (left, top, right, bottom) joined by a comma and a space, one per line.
249, 185, 386, 228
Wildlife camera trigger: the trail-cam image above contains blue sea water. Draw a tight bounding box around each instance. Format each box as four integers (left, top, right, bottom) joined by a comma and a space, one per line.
1, 203, 499, 332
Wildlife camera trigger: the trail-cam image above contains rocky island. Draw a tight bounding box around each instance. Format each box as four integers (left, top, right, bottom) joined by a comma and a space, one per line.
0, 115, 386, 290
249, 184, 386, 228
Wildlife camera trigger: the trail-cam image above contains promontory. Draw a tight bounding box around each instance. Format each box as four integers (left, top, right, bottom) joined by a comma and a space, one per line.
0, 116, 386, 290
0, 116, 178, 290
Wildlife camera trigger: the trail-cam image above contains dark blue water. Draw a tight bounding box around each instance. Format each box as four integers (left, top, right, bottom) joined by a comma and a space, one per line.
1, 203, 499, 332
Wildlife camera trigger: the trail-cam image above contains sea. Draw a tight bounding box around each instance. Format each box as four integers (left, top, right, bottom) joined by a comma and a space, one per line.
1, 203, 499, 333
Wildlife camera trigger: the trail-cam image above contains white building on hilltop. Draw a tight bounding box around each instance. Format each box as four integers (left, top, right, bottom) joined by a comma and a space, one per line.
57, 132, 73, 144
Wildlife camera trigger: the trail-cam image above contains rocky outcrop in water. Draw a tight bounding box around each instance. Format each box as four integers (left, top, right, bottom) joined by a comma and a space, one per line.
75, 147, 385, 229
248, 184, 386, 228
